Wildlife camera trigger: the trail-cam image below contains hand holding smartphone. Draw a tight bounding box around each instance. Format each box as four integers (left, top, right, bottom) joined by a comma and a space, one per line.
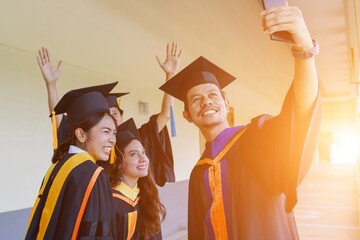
261, 0, 294, 43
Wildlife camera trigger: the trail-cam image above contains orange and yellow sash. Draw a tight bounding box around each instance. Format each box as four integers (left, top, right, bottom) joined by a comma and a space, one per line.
26, 153, 101, 240
113, 193, 140, 240
195, 127, 246, 240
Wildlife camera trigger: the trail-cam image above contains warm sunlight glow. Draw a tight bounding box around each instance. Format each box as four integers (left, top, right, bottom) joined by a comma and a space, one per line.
330, 129, 360, 164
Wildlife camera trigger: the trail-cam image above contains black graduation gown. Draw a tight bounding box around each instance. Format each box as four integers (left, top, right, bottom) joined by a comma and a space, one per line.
188, 86, 321, 240
58, 114, 175, 186
138, 114, 175, 186
112, 189, 162, 240
25, 153, 116, 239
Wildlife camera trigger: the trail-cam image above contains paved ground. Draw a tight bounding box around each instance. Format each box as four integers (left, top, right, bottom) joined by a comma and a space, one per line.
295, 161, 360, 240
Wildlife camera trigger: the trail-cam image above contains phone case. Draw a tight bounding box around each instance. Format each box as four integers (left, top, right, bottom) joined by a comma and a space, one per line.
261, 0, 294, 43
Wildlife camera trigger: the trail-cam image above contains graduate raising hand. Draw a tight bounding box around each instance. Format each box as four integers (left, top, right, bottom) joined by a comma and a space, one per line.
36, 47, 63, 128
155, 42, 182, 133
261, 4, 318, 116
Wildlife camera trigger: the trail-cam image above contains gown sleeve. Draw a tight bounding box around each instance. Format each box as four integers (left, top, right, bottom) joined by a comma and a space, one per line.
240, 83, 321, 211
138, 114, 175, 186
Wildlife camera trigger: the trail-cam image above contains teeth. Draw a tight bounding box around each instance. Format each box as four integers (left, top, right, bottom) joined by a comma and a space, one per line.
138, 165, 147, 169
202, 109, 216, 116
102, 147, 111, 153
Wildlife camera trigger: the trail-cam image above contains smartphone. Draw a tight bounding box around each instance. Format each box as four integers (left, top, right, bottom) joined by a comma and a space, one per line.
261, 0, 294, 43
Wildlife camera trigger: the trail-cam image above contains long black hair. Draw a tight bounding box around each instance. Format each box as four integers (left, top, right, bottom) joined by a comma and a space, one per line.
105, 137, 166, 239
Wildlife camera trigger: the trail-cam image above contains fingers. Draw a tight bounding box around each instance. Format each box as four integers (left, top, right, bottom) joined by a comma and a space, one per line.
177, 48, 183, 58
36, 55, 42, 67
169, 42, 182, 58
37, 47, 50, 66
166, 43, 171, 57
171, 42, 177, 56
44, 47, 50, 63
261, 6, 302, 34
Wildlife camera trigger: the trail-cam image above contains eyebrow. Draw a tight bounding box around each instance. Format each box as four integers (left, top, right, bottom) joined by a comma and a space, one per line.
189, 88, 219, 99
101, 127, 115, 132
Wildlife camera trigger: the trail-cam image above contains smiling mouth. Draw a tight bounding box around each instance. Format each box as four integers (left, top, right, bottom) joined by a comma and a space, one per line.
202, 109, 217, 116
137, 165, 148, 170
102, 147, 112, 154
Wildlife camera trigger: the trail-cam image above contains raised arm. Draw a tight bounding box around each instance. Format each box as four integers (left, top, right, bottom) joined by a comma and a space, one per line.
261, 4, 319, 116
37, 47, 63, 128
155, 42, 182, 132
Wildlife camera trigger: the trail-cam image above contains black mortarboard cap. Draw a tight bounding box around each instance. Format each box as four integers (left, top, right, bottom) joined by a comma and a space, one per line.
105, 92, 129, 108
116, 118, 142, 150
53, 81, 118, 131
159, 56, 236, 102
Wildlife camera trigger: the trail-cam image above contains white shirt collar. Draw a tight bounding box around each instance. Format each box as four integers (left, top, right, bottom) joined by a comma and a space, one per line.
68, 145, 87, 154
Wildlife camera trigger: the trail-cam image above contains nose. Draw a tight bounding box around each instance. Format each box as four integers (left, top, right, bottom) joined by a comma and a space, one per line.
109, 133, 116, 145
139, 152, 149, 162
201, 96, 213, 107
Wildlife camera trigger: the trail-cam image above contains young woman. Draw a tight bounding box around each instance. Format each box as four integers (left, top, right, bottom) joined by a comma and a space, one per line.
37, 43, 181, 186
103, 118, 166, 240
25, 85, 117, 239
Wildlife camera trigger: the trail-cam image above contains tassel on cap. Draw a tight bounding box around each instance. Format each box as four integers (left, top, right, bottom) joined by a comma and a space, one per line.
117, 98, 122, 109
51, 110, 58, 150
109, 146, 116, 164
170, 105, 176, 137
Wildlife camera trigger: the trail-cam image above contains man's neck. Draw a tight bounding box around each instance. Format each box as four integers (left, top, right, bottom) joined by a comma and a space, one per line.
201, 122, 230, 142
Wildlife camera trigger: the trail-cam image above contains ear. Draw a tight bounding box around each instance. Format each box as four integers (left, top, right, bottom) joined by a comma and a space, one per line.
225, 98, 230, 113
75, 128, 87, 143
182, 110, 193, 123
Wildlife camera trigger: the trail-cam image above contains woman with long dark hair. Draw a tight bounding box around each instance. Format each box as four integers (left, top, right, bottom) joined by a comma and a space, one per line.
25, 84, 117, 239
103, 118, 166, 240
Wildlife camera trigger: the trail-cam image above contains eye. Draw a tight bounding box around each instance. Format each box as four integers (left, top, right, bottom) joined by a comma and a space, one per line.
192, 97, 200, 103
209, 92, 218, 98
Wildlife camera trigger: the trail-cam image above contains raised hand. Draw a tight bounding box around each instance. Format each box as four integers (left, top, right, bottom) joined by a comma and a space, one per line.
156, 42, 182, 80
36, 47, 62, 85
261, 4, 313, 49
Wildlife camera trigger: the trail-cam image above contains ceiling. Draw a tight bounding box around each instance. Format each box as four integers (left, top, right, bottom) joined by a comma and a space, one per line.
289, 0, 360, 102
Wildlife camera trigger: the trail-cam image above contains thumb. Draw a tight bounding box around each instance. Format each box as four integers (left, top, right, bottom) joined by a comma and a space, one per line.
155, 55, 162, 66
57, 60, 63, 70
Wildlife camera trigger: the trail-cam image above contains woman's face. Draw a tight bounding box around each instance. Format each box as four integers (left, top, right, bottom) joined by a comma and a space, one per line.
82, 114, 117, 161
121, 139, 149, 182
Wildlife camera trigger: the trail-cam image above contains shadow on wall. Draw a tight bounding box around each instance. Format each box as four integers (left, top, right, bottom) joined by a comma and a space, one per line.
0, 180, 189, 240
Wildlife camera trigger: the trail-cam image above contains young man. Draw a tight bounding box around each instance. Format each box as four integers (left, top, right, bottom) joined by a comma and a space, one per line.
160, 5, 321, 240
37, 42, 182, 186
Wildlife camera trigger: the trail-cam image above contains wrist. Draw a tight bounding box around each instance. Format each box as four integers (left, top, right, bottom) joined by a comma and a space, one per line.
291, 39, 319, 59
166, 73, 175, 80
46, 82, 57, 89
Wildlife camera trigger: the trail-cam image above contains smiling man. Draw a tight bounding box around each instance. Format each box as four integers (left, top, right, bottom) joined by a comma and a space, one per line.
159, 4, 321, 240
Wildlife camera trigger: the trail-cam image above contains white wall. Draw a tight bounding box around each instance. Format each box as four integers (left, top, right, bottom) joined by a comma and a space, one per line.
0, 0, 295, 212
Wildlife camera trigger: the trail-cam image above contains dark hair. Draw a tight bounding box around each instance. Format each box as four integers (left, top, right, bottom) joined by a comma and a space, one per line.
105, 138, 166, 239
52, 112, 115, 163
118, 107, 124, 116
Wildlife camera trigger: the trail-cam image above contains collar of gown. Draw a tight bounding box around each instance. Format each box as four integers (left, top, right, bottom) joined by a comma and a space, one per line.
202, 126, 243, 159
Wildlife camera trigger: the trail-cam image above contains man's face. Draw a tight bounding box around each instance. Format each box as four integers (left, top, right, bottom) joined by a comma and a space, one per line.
183, 83, 229, 129
109, 107, 123, 126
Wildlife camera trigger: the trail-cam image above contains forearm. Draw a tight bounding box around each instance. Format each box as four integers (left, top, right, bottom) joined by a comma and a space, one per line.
157, 73, 174, 131
292, 38, 319, 117
46, 82, 62, 128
